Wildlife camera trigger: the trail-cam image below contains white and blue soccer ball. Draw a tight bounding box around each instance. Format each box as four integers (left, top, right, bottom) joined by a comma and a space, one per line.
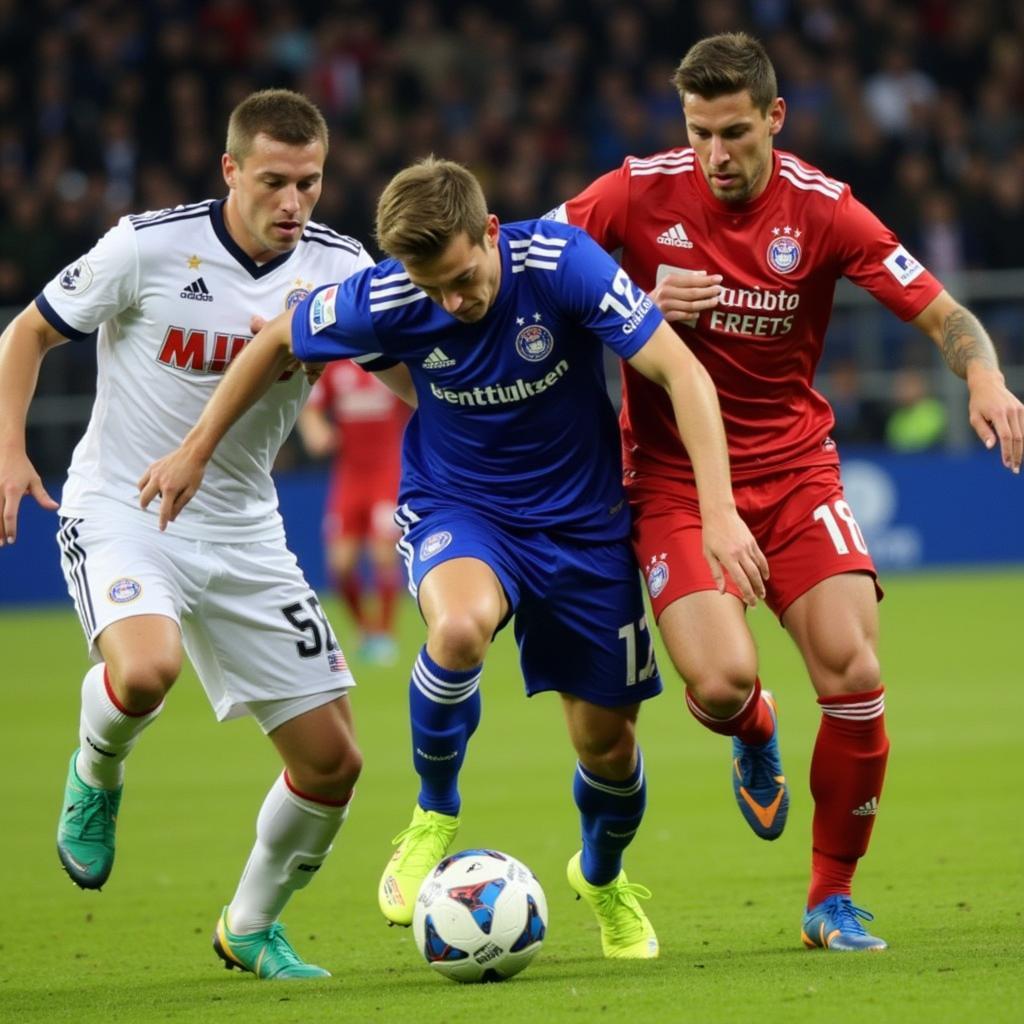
412, 849, 548, 983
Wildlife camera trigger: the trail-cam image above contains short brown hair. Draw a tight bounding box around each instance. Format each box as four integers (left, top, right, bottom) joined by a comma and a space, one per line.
672, 32, 777, 113
226, 89, 328, 164
375, 157, 489, 263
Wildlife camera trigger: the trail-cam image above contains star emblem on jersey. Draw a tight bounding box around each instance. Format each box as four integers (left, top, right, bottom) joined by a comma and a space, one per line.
766, 226, 802, 275
187, 254, 202, 270
285, 278, 313, 310
515, 323, 554, 362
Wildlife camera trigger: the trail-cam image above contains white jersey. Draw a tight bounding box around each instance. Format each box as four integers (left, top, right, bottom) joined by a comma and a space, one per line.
39, 199, 373, 542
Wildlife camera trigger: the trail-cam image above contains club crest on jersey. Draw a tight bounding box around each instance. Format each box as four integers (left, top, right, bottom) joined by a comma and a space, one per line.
645, 555, 669, 599
309, 285, 338, 333
515, 323, 554, 362
107, 578, 142, 603
286, 278, 312, 310
766, 233, 801, 275
419, 531, 452, 561
59, 258, 93, 295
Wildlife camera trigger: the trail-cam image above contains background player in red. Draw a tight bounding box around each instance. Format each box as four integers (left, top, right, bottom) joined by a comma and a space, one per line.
552, 32, 1024, 950
297, 360, 409, 665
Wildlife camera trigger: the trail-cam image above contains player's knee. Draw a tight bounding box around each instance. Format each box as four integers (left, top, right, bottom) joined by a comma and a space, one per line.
428, 611, 492, 668
291, 742, 363, 799
835, 645, 881, 695
683, 665, 754, 718
107, 655, 179, 712
574, 730, 637, 779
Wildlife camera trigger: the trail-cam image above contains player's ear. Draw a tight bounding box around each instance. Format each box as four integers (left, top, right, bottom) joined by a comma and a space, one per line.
222, 152, 238, 189
485, 214, 500, 244
768, 97, 786, 137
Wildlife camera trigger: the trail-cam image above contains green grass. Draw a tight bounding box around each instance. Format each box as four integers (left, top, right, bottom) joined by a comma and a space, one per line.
3, 570, 1023, 1023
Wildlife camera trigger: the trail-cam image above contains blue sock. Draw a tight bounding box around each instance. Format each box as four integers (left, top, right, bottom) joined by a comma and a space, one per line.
574, 750, 646, 886
409, 646, 482, 816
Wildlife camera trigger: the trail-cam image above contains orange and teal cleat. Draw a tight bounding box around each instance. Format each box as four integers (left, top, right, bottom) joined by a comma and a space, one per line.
732, 691, 789, 840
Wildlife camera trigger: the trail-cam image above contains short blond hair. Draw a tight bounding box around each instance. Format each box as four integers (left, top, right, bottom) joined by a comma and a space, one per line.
672, 32, 777, 114
226, 89, 328, 164
375, 157, 488, 263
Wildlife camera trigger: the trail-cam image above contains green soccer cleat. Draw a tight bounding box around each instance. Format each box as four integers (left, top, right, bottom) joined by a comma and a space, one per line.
56, 749, 122, 890
213, 908, 330, 979
378, 805, 460, 926
567, 851, 659, 959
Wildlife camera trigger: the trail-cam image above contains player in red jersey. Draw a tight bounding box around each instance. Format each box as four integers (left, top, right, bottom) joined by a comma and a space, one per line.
552, 32, 1024, 950
297, 360, 409, 664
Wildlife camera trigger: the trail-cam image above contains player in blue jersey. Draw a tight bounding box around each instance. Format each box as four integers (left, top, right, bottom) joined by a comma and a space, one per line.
139, 157, 769, 960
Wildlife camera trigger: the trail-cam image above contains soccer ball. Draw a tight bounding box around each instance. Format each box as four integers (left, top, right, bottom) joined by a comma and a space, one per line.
412, 848, 548, 983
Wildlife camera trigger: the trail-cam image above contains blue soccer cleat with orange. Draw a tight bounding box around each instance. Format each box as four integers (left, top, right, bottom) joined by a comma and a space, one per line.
732, 690, 789, 840
801, 895, 888, 951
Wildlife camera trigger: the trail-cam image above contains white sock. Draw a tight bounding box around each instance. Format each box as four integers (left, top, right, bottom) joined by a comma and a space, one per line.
227, 773, 350, 934
76, 664, 163, 789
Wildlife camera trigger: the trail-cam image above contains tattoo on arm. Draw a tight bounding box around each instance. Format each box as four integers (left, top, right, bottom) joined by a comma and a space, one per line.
941, 307, 998, 378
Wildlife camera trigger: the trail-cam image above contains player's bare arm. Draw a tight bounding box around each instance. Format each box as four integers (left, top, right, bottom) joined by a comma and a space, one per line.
0, 304, 65, 545
138, 307, 297, 529
912, 289, 1024, 473
372, 363, 418, 408
627, 322, 769, 604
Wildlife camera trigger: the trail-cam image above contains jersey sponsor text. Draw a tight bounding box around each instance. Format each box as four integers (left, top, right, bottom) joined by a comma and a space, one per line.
428, 359, 570, 407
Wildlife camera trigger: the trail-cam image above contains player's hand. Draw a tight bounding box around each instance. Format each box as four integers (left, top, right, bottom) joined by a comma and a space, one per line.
701, 510, 769, 607
649, 272, 723, 326
967, 372, 1024, 474
0, 447, 59, 546
137, 448, 208, 531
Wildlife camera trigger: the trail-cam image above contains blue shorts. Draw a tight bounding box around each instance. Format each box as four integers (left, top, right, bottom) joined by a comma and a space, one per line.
395, 504, 662, 708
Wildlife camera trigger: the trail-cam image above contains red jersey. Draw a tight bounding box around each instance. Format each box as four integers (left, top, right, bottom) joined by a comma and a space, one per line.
307, 360, 407, 476
561, 148, 943, 482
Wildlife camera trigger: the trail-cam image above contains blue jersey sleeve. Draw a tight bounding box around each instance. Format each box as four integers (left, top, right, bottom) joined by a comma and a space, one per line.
292, 272, 383, 363
555, 228, 663, 358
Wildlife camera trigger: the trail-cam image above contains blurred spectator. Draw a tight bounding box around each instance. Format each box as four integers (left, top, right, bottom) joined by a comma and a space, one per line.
825, 359, 888, 446
885, 368, 948, 452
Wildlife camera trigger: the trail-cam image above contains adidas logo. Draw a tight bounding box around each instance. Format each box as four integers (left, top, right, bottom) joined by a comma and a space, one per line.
180, 277, 213, 302
422, 346, 456, 369
656, 223, 694, 248
852, 796, 879, 816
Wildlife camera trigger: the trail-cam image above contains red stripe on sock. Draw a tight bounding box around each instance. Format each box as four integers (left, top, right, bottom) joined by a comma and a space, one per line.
284, 771, 353, 808
103, 666, 162, 718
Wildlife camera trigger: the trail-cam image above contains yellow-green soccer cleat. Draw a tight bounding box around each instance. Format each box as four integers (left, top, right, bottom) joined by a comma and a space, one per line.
567, 851, 659, 959
213, 908, 330, 979
56, 749, 122, 890
378, 805, 460, 926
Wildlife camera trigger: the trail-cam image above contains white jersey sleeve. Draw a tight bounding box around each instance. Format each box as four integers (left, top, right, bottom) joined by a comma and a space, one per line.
39, 218, 140, 337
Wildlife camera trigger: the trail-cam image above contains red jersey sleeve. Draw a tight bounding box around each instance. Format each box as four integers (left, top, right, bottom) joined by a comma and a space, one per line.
563, 162, 631, 251
830, 189, 943, 321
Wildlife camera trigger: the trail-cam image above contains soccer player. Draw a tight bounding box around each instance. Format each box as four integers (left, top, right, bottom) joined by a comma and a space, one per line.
137, 157, 770, 960
0, 90, 373, 979
296, 361, 409, 665
549, 32, 1024, 950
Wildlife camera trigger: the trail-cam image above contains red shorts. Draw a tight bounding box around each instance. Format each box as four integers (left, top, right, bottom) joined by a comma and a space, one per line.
324, 466, 400, 543
627, 463, 881, 621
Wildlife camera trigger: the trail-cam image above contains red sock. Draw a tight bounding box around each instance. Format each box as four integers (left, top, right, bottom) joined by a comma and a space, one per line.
808, 686, 889, 908
685, 677, 775, 746
375, 566, 399, 633
339, 574, 366, 629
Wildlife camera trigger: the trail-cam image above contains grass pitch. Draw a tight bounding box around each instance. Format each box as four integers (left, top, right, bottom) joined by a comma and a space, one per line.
2, 570, 1022, 1023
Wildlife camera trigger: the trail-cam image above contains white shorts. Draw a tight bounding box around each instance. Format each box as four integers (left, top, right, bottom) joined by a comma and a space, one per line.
57, 514, 355, 732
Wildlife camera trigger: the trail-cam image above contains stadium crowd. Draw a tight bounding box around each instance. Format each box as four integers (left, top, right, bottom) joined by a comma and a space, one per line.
3, 0, 1023, 467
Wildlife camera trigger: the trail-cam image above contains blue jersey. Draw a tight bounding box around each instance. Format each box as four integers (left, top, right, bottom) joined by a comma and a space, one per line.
292, 220, 663, 542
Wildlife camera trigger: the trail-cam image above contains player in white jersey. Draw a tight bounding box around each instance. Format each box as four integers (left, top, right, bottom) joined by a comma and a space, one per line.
0, 90, 371, 980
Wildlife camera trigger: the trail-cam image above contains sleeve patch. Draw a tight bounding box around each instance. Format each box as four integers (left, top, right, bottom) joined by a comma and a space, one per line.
883, 246, 925, 287
309, 285, 338, 333
58, 258, 94, 295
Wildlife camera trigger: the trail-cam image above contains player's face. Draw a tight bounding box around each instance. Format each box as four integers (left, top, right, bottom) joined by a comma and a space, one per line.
404, 215, 502, 324
222, 133, 325, 261
683, 90, 785, 204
